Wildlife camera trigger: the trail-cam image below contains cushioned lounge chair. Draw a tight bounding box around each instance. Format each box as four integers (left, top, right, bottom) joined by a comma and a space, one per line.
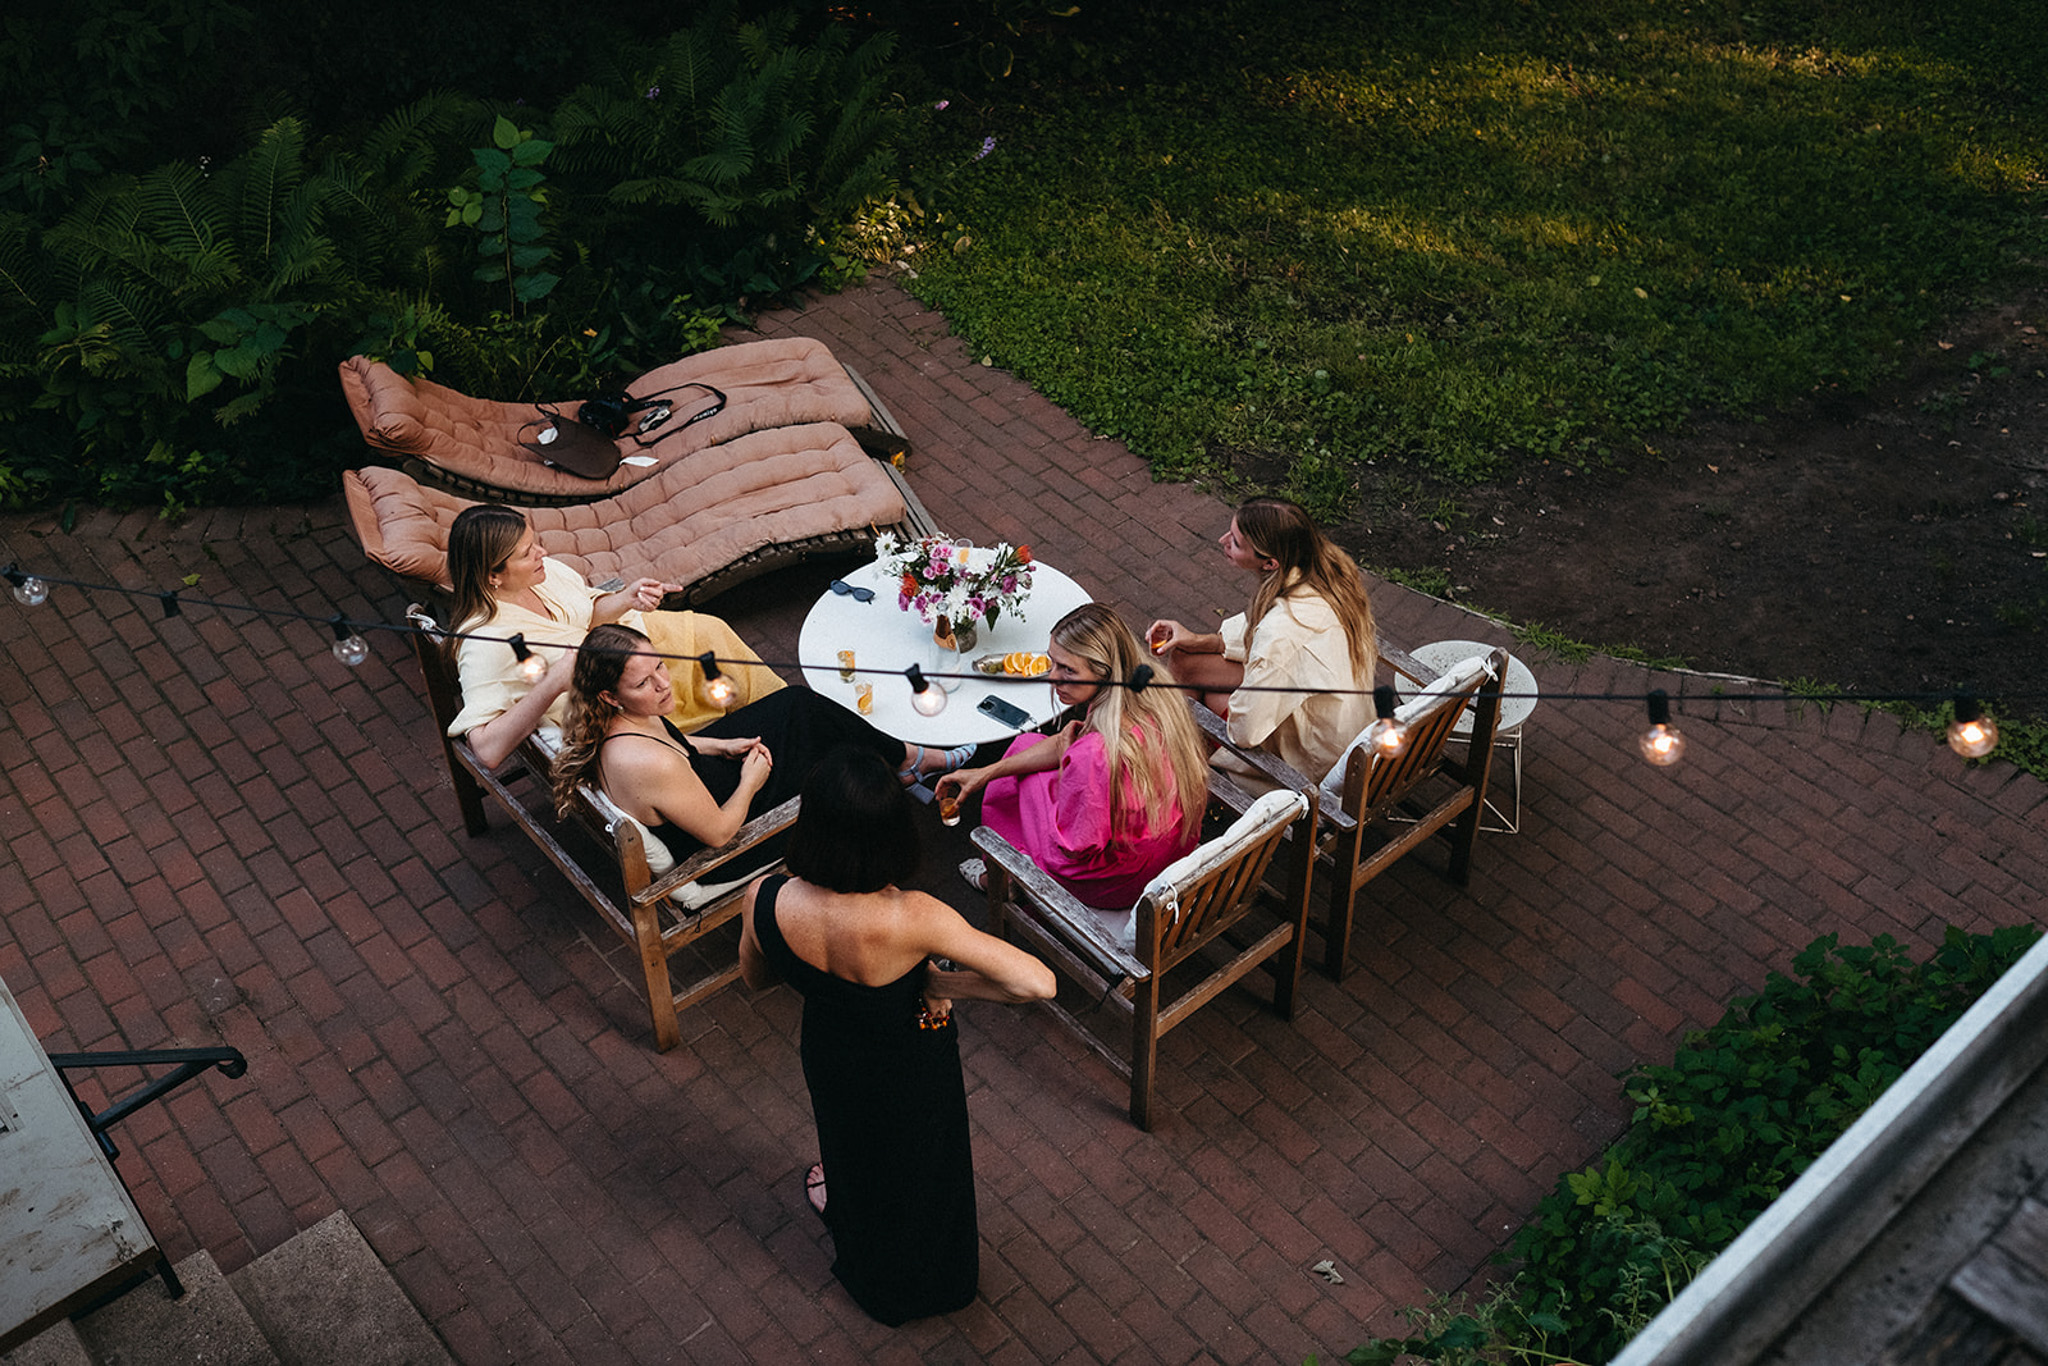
339, 336, 892, 506
344, 420, 935, 605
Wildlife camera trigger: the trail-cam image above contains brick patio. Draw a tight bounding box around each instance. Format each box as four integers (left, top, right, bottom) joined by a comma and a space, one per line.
2, 276, 2043, 1364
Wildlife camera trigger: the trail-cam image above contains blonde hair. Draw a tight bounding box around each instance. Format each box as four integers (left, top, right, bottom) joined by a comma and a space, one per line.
1051, 604, 1209, 843
1235, 496, 1377, 679
446, 504, 530, 655
549, 623, 645, 819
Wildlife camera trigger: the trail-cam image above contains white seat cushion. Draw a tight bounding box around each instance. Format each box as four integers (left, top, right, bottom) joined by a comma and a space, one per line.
1098, 789, 1310, 950
1317, 654, 1494, 803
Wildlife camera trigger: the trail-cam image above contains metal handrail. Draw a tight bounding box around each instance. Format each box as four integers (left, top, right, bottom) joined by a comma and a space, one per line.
47, 1047, 248, 1162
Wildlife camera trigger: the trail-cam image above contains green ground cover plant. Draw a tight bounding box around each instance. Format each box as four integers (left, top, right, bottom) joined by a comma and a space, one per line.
890, 0, 2048, 512
1328, 922, 2042, 1365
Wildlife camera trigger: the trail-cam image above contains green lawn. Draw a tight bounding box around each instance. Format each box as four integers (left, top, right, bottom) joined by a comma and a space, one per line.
890, 0, 2047, 514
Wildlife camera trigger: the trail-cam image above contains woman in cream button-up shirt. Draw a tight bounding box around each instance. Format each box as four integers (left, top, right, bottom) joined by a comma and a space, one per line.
1148, 498, 1378, 792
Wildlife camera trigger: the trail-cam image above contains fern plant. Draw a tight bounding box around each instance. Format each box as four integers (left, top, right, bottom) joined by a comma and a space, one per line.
551, 1, 898, 293
0, 107, 457, 508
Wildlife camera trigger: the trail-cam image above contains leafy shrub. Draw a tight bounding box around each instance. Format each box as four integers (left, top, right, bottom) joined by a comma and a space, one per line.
0, 3, 901, 512
551, 0, 900, 306
0, 112, 445, 510
1340, 924, 2042, 1365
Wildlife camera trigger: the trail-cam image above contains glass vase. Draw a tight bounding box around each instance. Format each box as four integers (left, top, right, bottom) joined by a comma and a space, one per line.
928, 618, 978, 690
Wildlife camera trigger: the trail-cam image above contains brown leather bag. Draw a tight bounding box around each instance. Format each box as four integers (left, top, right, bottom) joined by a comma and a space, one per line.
519, 406, 622, 479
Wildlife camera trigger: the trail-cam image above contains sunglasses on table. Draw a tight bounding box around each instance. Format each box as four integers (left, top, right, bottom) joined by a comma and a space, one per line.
828, 579, 875, 603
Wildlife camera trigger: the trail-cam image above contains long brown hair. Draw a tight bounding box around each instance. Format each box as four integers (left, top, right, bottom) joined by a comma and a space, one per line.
446, 505, 530, 646
1235, 497, 1377, 679
550, 623, 644, 818
1051, 604, 1209, 843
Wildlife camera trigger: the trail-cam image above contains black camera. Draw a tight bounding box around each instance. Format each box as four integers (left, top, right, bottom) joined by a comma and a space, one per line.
577, 391, 639, 438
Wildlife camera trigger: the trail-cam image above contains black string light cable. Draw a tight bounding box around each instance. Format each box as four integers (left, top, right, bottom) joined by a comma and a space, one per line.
4, 564, 2033, 766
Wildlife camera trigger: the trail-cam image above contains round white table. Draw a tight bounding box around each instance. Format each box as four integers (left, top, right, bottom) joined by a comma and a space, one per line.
797, 557, 1096, 747
1403, 639, 1539, 833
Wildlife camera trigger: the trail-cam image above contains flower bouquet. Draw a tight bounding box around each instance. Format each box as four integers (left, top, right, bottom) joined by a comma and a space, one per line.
873, 532, 1035, 645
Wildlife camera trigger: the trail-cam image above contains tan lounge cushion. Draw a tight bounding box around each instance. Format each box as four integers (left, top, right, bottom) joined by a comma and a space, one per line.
337, 336, 876, 500
343, 422, 907, 592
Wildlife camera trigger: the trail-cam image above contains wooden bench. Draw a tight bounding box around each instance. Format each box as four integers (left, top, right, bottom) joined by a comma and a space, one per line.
405, 606, 794, 1050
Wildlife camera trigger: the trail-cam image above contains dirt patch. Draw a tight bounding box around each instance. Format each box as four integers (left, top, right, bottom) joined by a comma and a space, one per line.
1330, 293, 2048, 720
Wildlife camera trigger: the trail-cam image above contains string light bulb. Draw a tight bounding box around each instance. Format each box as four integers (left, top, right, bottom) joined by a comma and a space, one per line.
699, 652, 738, 709
1639, 690, 1686, 767
328, 614, 370, 668
1127, 664, 1154, 695
4, 565, 48, 607
509, 633, 548, 684
1947, 695, 1998, 759
907, 664, 948, 716
1364, 685, 1408, 758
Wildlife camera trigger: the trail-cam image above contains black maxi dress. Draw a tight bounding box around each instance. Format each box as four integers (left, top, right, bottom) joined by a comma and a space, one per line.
753, 874, 979, 1325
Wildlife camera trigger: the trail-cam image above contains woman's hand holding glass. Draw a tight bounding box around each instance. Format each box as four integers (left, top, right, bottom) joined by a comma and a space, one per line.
1146, 619, 1226, 662
931, 766, 990, 810
919, 959, 954, 1026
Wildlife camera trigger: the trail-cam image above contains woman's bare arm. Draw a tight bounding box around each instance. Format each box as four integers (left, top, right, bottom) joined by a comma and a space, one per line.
1146, 619, 1225, 656
609, 733, 771, 849
918, 903, 1056, 1006
930, 722, 1078, 807
465, 647, 575, 769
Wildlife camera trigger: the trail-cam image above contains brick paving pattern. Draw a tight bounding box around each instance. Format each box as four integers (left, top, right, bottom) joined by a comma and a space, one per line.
2, 276, 2044, 1363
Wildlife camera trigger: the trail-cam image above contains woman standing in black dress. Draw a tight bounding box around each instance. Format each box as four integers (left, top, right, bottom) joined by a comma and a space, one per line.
740, 748, 1055, 1325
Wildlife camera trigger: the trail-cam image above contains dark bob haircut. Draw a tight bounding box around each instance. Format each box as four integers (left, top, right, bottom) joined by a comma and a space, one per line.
784, 745, 922, 893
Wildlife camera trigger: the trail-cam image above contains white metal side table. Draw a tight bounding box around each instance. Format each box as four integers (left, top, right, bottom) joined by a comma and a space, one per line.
1406, 639, 1539, 834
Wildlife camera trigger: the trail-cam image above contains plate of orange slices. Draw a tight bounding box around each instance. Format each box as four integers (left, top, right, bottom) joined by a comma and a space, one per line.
973, 652, 1051, 676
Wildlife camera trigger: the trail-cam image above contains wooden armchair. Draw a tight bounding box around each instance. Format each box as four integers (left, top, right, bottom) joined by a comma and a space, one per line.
972, 783, 1315, 1130
1194, 646, 1505, 979
404, 606, 796, 1050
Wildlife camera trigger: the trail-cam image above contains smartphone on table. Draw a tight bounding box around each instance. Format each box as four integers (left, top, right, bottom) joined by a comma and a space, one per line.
975, 695, 1032, 729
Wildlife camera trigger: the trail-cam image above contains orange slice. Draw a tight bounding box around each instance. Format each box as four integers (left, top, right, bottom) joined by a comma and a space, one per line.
1025, 653, 1051, 676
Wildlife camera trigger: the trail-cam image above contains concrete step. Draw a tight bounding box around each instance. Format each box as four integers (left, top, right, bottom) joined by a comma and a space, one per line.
72, 1251, 278, 1366
229, 1212, 451, 1366
3, 1214, 448, 1366
0, 1318, 91, 1366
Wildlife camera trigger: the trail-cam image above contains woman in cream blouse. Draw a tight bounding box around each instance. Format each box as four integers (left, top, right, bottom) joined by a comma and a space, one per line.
1148, 497, 1378, 790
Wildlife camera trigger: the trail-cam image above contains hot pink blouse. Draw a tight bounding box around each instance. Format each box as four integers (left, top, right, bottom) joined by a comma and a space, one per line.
978, 726, 1196, 909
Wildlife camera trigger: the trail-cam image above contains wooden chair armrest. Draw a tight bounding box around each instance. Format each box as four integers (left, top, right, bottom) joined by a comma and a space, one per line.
1192, 702, 1354, 835
1191, 703, 1321, 797
1381, 641, 1436, 687
1204, 766, 1265, 815
971, 827, 1146, 981
640, 795, 800, 903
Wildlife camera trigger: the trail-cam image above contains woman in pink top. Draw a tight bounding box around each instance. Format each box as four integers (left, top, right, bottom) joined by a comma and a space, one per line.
937, 604, 1210, 909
